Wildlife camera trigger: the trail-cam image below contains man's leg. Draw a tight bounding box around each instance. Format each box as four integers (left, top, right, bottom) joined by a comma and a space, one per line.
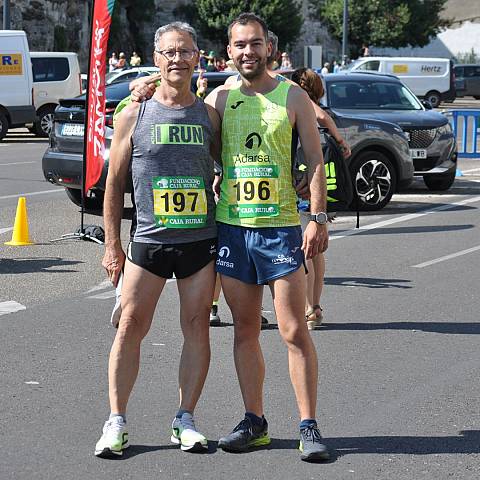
176, 260, 216, 412
270, 267, 318, 420
108, 259, 166, 414
220, 274, 265, 416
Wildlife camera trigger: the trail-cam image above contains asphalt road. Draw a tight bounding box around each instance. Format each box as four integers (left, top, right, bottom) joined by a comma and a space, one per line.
1, 131, 480, 479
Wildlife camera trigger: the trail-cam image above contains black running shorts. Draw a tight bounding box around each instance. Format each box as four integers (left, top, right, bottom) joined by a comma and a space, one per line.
127, 238, 217, 279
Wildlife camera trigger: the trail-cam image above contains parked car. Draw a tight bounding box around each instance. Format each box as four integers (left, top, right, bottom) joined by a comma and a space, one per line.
30, 51, 82, 136
105, 66, 160, 85
323, 72, 458, 197
348, 57, 456, 107
454, 64, 480, 99
0, 30, 36, 140
42, 71, 236, 209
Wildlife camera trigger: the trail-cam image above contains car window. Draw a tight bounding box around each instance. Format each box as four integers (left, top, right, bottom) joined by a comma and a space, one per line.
361, 60, 380, 71
32, 57, 70, 82
328, 80, 422, 110
464, 67, 475, 78
455, 66, 464, 78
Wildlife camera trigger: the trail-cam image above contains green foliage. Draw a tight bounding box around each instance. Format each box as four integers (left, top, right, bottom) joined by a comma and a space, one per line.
176, 0, 303, 51
310, 0, 451, 57
53, 25, 68, 51
455, 48, 479, 64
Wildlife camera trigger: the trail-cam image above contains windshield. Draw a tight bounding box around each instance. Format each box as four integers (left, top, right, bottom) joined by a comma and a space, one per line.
327, 80, 423, 110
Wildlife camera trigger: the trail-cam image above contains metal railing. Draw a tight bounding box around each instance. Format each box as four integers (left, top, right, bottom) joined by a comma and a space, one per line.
450, 110, 480, 158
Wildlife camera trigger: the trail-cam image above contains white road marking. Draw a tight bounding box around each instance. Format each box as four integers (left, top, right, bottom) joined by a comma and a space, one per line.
330, 195, 480, 241
0, 227, 13, 235
0, 301, 26, 316
86, 279, 112, 294
462, 167, 480, 174
412, 245, 480, 268
24, 381, 40, 385
152, 343, 165, 346
88, 290, 116, 300
0, 161, 36, 166
0, 189, 64, 200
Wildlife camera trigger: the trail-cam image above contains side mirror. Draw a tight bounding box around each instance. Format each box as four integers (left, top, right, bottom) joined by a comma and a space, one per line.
421, 99, 433, 110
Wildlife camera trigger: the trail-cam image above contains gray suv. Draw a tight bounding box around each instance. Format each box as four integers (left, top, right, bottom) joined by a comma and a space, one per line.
454, 64, 480, 99
323, 72, 457, 195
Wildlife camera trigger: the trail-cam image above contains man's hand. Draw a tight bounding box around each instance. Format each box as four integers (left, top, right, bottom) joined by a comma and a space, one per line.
213, 174, 222, 202
337, 137, 351, 158
301, 222, 328, 259
196, 70, 208, 96
102, 244, 126, 287
129, 73, 161, 102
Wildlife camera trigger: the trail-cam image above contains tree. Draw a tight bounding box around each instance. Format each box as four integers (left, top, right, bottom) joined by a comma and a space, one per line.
175, 0, 303, 52
310, 0, 451, 58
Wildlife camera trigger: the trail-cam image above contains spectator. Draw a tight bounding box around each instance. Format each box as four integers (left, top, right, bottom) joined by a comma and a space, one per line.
206, 50, 217, 72
198, 50, 208, 70
360, 44, 370, 57
130, 51, 141, 66
116, 52, 127, 70
216, 57, 227, 71
321, 62, 330, 75
280, 51, 292, 69
332, 60, 340, 73
108, 52, 118, 72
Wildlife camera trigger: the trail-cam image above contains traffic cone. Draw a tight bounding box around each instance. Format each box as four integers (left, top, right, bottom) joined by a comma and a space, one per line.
5, 197, 34, 246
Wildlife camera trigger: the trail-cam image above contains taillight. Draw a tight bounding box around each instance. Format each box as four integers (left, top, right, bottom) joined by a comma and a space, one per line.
105, 107, 115, 128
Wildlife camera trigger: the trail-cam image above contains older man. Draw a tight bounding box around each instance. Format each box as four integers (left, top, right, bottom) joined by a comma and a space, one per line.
94, 22, 220, 458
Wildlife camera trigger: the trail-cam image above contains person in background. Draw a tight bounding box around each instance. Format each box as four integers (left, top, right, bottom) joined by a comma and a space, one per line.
360, 44, 370, 57
198, 50, 208, 70
116, 52, 127, 70
332, 60, 339, 73
216, 57, 227, 71
320, 62, 330, 75
291, 67, 351, 329
130, 51, 141, 66
280, 51, 292, 69
109, 52, 118, 72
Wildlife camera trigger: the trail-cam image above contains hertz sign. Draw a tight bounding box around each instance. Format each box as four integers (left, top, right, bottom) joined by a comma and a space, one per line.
0, 54, 23, 75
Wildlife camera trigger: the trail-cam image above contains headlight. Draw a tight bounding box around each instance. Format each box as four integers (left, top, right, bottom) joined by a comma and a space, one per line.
437, 123, 452, 136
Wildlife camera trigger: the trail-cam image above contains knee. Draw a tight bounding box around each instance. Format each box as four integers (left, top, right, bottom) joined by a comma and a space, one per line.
117, 314, 149, 344
280, 322, 310, 350
233, 319, 259, 346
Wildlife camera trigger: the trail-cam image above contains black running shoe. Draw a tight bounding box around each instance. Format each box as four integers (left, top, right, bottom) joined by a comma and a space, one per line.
218, 416, 271, 452
299, 424, 330, 462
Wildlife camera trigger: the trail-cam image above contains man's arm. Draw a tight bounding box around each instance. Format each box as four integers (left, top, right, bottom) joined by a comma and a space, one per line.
102, 102, 140, 286
288, 86, 329, 258
205, 103, 222, 199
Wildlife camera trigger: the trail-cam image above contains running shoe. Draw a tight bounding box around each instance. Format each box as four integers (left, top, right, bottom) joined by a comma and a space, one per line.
171, 412, 208, 452
299, 423, 330, 462
209, 304, 221, 326
218, 416, 271, 452
94, 416, 129, 458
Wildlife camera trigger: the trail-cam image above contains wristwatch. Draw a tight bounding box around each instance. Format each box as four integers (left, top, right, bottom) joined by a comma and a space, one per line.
309, 212, 328, 225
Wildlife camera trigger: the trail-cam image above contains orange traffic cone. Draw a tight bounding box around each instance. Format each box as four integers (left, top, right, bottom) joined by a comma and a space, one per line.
5, 197, 34, 246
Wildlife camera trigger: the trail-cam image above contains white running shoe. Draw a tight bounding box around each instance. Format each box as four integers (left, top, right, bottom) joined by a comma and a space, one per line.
171, 412, 207, 452
95, 417, 129, 458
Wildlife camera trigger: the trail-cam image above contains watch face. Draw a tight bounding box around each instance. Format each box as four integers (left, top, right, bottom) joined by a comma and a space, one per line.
313, 212, 328, 224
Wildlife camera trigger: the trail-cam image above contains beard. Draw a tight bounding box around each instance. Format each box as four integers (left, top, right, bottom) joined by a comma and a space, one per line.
235, 56, 267, 80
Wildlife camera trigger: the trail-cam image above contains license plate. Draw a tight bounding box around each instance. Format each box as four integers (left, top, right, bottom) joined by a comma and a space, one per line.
410, 149, 427, 159
61, 123, 84, 136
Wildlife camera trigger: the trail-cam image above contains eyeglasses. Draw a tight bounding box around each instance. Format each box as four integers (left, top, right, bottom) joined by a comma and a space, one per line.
155, 49, 197, 61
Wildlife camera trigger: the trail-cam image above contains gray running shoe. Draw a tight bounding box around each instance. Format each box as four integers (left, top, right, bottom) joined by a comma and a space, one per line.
299, 424, 330, 462
209, 305, 221, 326
218, 416, 270, 452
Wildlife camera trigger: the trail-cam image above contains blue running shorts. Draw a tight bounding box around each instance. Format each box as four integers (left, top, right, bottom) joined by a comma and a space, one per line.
216, 223, 305, 285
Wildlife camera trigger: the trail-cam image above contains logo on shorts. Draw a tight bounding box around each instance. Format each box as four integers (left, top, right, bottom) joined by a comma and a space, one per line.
217, 245, 234, 268
209, 243, 217, 254
218, 246, 230, 258
245, 132, 262, 149
272, 254, 297, 266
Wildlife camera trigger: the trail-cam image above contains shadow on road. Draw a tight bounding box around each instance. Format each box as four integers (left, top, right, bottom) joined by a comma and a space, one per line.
329, 430, 480, 456
0, 257, 83, 274
322, 322, 480, 335
325, 277, 412, 289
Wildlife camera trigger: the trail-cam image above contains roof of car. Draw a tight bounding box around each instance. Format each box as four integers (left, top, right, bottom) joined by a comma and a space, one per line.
324, 72, 401, 82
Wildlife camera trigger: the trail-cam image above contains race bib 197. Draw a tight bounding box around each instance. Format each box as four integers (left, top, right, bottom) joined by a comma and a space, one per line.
153, 176, 207, 228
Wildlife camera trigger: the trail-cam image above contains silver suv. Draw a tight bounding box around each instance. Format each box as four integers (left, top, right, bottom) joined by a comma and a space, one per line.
323, 72, 457, 196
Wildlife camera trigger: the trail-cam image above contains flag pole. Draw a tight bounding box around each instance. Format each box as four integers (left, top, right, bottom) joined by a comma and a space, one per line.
51, 0, 103, 244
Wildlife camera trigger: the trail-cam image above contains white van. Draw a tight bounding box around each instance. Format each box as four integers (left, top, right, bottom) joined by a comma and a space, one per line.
30, 52, 82, 136
349, 57, 456, 107
0, 30, 36, 140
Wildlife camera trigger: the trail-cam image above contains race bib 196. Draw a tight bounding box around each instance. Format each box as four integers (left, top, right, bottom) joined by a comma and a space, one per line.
226, 165, 279, 218
153, 176, 207, 228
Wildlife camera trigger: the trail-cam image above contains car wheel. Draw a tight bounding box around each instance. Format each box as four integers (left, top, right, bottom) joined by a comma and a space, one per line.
423, 171, 455, 191
350, 151, 397, 211
0, 112, 9, 140
425, 90, 441, 108
474, 96, 480, 100
65, 187, 104, 211
32, 105, 56, 137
